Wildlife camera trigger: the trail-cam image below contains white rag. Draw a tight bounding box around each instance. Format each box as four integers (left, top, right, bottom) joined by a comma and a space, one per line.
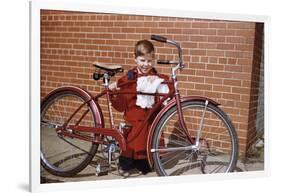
136, 75, 169, 108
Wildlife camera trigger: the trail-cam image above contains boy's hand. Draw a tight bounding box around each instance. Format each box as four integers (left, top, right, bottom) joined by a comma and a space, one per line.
109, 82, 119, 91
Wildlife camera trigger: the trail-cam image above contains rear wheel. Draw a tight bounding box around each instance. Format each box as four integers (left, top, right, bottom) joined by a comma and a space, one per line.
41, 89, 99, 177
151, 101, 238, 176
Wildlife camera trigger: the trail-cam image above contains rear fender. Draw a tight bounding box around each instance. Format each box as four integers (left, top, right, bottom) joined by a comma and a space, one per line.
146, 96, 220, 167
42, 86, 104, 128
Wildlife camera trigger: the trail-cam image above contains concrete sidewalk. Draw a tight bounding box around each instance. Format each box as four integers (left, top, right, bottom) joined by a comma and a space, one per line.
41, 149, 264, 183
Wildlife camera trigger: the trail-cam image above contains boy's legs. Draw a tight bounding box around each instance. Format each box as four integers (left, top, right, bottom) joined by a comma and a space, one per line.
119, 120, 152, 174
129, 121, 152, 174
119, 150, 152, 174
118, 154, 134, 171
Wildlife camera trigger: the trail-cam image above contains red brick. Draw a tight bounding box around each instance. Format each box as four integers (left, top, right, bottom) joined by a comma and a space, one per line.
217, 29, 236, 36
167, 28, 182, 34
226, 37, 245, 44
209, 22, 227, 29
232, 87, 251, 95
190, 49, 207, 56
222, 93, 241, 100
192, 22, 209, 28
208, 36, 226, 43
182, 28, 200, 35
159, 22, 175, 28
195, 83, 212, 90
213, 85, 231, 92
176, 22, 192, 28
227, 22, 255, 29
235, 44, 254, 51
205, 77, 223, 85
190, 35, 208, 42
224, 79, 242, 87
198, 43, 217, 49
207, 50, 225, 57
199, 29, 217, 35
207, 64, 224, 71
225, 65, 242, 72
204, 91, 222, 99
217, 43, 235, 50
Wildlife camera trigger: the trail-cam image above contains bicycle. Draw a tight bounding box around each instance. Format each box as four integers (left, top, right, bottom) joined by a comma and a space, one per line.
40, 35, 238, 177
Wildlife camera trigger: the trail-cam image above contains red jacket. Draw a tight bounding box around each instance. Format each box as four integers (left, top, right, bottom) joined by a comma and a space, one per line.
110, 67, 170, 159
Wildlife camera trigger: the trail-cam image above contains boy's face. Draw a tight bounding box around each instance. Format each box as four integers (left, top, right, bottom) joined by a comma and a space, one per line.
135, 54, 155, 74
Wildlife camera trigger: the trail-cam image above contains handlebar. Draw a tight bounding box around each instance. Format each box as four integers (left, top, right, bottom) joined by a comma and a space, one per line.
157, 60, 178, 65
151, 35, 184, 70
151, 35, 167, 43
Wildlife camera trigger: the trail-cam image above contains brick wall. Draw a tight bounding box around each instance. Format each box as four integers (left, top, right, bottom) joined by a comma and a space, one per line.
246, 23, 264, 151
255, 24, 264, 138
40, 10, 263, 156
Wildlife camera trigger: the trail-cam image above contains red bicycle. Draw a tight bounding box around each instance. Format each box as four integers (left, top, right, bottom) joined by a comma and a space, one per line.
40, 35, 238, 177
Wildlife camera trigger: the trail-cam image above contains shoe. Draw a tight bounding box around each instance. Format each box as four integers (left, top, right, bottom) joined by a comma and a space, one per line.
118, 168, 130, 177
134, 159, 152, 174
119, 168, 144, 177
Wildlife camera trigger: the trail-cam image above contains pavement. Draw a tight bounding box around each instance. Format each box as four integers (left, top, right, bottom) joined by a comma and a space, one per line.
41, 146, 264, 184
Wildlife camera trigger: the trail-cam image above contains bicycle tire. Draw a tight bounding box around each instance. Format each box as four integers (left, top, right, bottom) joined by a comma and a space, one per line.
151, 100, 238, 176
41, 88, 99, 177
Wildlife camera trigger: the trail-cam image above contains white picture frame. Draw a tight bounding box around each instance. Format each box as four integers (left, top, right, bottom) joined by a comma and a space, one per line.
30, 0, 270, 192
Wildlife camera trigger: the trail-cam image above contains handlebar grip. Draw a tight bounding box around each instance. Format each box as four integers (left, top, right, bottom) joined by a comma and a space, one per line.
157, 60, 170, 64
151, 35, 167, 43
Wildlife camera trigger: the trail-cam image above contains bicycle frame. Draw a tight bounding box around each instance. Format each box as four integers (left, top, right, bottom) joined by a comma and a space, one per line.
56, 74, 194, 152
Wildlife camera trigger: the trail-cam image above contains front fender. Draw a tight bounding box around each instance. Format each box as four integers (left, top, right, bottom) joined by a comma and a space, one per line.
146, 96, 220, 167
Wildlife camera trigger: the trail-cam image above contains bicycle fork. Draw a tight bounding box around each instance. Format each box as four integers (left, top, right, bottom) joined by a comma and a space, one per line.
151, 100, 209, 153
195, 100, 209, 148
177, 99, 209, 151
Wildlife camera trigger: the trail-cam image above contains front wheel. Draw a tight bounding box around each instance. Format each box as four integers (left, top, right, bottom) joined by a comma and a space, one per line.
151, 101, 238, 176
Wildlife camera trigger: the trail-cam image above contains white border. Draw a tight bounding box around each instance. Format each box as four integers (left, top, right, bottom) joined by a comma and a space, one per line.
30, 1, 41, 192
30, 0, 270, 192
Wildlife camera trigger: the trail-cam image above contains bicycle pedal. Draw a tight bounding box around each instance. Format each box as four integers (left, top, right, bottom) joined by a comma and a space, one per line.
95, 163, 109, 176
95, 170, 109, 176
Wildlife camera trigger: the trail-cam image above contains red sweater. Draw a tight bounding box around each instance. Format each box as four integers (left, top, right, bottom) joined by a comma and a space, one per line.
110, 67, 170, 159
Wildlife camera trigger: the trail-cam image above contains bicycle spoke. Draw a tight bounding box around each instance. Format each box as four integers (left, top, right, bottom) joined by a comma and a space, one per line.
209, 162, 226, 173
59, 136, 94, 156
167, 132, 190, 144
165, 138, 190, 147
174, 152, 197, 175
161, 150, 186, 167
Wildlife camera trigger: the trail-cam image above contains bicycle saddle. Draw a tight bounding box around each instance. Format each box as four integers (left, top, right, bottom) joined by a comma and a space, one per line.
94, 63, 124, 74
93, 62, 124, 80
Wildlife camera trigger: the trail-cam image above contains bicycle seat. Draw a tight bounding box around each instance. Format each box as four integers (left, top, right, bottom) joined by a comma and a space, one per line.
94, 63, 124, 74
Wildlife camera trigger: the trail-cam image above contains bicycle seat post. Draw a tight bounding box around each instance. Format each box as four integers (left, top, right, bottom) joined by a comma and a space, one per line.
103, 72, 110, 87
103, 72, 115, 129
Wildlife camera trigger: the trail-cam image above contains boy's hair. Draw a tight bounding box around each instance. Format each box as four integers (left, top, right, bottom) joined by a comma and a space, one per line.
134, 40, 155, 57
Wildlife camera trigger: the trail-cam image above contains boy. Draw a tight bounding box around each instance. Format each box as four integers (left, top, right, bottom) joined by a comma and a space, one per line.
109, 39, 170, 175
